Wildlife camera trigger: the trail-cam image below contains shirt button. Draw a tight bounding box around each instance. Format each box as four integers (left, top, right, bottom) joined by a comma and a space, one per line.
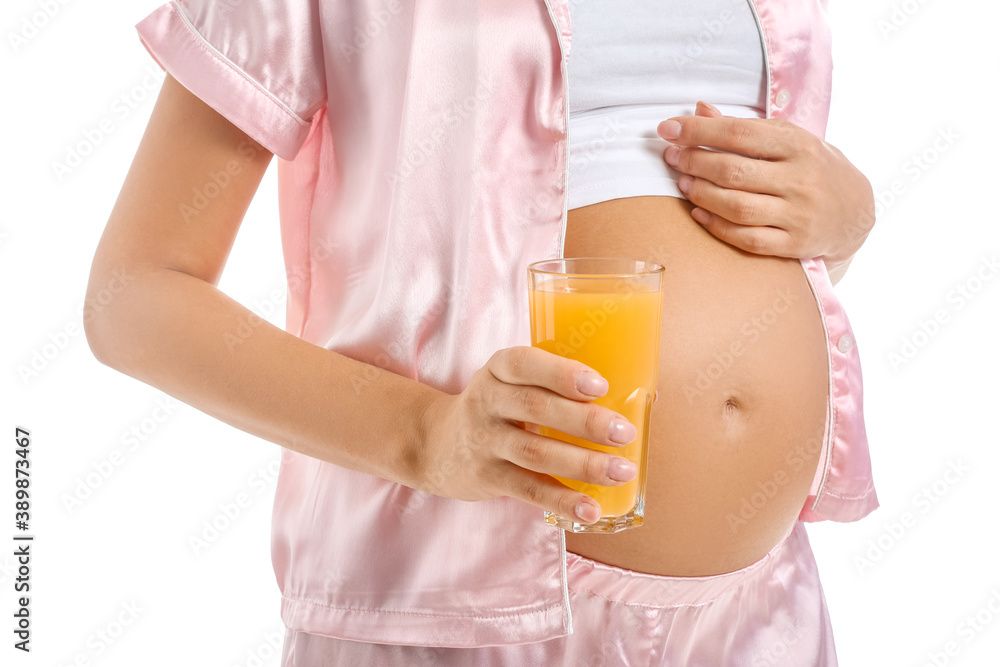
774, 89, 791, 109
837, 334, 854, 353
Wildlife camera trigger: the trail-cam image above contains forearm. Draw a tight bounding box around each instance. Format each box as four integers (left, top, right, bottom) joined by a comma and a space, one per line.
85, 267, 437, 486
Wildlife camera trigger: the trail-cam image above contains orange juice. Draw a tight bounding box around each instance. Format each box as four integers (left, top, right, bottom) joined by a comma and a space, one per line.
529, 277, 662, 520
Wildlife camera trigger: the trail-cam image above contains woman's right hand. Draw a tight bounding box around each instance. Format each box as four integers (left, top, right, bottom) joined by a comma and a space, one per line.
414, 345, 640, 524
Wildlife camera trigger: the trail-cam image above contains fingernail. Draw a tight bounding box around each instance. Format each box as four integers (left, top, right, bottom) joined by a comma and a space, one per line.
691, 207, 709, 225
575, 500, 600, 523
576, 371, 609, 397
664, 145, 680, 167
608, 417, 637, 444
678, 174, 693, 194
608, 457, 637, 482
659, 119, 681, 140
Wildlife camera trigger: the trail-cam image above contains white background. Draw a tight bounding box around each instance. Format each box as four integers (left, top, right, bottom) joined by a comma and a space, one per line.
2, 1, 998, 665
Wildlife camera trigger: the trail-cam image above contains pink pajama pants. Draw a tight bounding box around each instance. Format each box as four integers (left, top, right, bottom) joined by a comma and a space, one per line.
279, 520, 837, 666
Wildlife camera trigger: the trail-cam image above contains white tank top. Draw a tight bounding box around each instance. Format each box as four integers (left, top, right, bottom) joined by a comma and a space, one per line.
567, 0, 768, 210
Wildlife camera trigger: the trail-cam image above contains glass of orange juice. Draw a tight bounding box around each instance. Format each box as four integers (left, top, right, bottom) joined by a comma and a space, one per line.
527, 257, 664, 533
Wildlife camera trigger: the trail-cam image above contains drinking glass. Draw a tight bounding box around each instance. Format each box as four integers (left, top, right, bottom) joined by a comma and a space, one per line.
527, 257, 664, 533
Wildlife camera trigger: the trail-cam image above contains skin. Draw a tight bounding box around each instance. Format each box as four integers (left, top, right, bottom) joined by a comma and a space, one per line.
87, 75, 870, 579
555, 104, 874, 575
560, 194, 829, 576
659, 101, 876, 284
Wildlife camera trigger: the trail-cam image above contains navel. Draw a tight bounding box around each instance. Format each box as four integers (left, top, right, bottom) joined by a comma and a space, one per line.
722, 394, 745, 421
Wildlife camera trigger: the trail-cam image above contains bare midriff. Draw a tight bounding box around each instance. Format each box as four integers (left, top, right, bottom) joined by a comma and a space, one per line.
562, 195, 829, 577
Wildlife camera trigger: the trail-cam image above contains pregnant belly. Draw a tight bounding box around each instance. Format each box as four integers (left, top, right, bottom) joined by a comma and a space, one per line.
561, 195, 829, 576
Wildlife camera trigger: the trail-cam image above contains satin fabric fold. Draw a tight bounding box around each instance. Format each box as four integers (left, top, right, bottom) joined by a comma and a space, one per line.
278, 522, 837, 666
136, 0, 324, 160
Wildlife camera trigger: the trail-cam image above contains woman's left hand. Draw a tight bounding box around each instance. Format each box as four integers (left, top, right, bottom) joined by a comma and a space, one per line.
657, 101, 875, 272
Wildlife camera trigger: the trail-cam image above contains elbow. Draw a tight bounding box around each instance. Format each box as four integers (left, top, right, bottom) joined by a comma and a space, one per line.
82, 290, 117, 369
83, 305, 113, 369
83, 266, 139, 369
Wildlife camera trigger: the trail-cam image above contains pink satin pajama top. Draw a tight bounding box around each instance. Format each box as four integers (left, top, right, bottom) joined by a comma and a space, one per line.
135, 0, 879, 647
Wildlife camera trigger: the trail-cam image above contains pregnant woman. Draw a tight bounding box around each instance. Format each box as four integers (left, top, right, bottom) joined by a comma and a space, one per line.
86, 0, 879, 664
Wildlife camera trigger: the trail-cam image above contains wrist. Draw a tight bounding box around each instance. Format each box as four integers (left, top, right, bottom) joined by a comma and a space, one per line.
404, 384, 446, 489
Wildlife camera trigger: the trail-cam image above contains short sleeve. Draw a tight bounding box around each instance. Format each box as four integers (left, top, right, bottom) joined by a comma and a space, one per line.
135, 0, 326, 161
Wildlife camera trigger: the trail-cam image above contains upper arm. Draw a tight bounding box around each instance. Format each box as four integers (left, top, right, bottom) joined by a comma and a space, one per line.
88, 72, 274, 292
92, 0, 327, 288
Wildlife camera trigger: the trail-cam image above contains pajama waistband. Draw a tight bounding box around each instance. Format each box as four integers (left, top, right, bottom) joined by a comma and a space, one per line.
563, 519, 802, 608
